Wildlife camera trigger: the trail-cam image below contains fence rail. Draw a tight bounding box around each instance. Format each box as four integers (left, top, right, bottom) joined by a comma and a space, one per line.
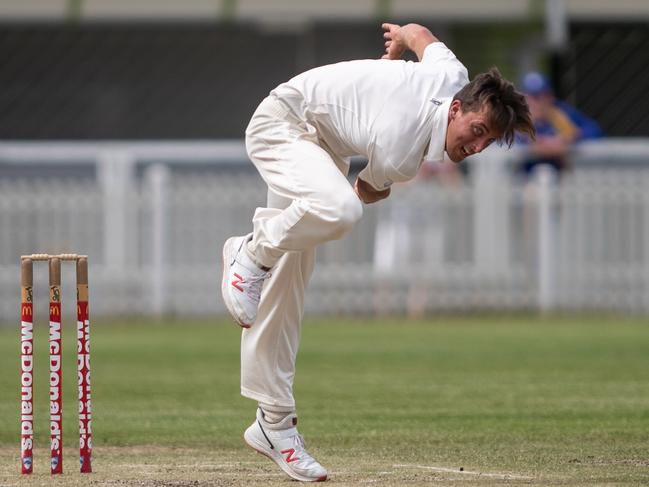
1, 139, 648, 320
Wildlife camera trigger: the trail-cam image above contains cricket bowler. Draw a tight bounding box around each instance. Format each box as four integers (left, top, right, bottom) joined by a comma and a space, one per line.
221, 22, 535, 482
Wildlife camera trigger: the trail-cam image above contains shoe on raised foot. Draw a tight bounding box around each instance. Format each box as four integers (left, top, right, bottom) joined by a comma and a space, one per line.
221, 234, 270, 328
244, 408, 328, 482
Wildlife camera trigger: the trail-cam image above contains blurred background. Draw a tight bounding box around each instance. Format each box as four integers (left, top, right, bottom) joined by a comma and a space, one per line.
1, 0, 649, 320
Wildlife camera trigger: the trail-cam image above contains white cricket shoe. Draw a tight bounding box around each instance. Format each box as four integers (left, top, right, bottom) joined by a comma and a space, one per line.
244, 408, 328, 482
221, 234, 270, 328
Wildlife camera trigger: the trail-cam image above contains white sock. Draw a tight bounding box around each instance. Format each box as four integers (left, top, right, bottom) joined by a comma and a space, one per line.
259, 404, 294, 425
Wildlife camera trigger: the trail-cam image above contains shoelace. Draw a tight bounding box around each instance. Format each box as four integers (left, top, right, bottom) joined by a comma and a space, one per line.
296, 433, 306, 449
291, 434, 321, 469
245, 273, 269, 305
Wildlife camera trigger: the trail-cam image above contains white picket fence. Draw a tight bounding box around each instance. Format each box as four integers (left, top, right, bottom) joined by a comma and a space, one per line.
1, 139, 648, 320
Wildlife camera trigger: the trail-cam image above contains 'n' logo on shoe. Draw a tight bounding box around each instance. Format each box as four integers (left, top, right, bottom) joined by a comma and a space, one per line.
232, 273, 245, 292
281, 448, 300, 463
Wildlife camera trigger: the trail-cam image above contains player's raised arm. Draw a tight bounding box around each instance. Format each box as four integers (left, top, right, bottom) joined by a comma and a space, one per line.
381, 22, 439, 61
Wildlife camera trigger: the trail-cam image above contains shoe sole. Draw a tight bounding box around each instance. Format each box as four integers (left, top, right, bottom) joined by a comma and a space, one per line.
243, 428, 327, 482
221, 237, 252, 329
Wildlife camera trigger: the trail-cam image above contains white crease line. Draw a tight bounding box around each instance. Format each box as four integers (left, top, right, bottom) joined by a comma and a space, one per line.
172, 462, 261, 467
393, 464, 534, 480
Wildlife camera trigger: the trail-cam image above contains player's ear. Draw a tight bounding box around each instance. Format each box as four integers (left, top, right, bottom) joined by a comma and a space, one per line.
449, 99, 461, 120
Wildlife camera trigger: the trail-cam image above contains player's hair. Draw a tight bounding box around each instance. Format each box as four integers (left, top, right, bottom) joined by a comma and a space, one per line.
453, 67, 535, 146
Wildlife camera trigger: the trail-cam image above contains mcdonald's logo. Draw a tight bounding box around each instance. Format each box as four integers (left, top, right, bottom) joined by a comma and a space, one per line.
49, 306, 60, 317
22, 305, 32, 316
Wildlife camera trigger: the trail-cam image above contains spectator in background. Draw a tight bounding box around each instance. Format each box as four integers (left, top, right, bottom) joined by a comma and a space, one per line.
515, 72, 603, 271
517, 71, 603, 178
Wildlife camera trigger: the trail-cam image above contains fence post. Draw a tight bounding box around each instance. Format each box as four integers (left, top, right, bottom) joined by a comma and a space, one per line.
146, 164, 170, 316
536, 164, 557, 312
98, 151, 135, 274
472, 148, 510, 276
645, 176, 649, 312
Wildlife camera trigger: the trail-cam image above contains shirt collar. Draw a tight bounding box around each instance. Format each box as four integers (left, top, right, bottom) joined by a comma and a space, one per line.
424, 98, 452, 162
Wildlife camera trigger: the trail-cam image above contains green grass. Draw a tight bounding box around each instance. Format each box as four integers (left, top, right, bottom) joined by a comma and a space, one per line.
1, 315, 648, 485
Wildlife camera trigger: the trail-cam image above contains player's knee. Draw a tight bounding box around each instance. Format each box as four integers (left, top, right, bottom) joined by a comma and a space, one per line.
341, 192, 364, 227
326, 191, 363, 237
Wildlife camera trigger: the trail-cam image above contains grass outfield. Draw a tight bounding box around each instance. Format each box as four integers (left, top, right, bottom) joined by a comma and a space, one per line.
0, 315, 648, 486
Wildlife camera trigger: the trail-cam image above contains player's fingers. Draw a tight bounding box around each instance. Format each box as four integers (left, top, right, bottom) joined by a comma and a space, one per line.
385, 40, 392, 48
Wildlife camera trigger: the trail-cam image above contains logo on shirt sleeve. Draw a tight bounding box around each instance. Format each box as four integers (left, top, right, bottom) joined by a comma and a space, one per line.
431, 98, 442, 106
383, 180, 393, 188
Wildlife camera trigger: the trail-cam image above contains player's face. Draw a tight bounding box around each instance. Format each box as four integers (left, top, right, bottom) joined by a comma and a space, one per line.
445, 100, 501, 162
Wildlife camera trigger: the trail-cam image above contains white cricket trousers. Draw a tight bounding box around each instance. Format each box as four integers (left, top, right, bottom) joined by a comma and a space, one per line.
240, 95, 363, 408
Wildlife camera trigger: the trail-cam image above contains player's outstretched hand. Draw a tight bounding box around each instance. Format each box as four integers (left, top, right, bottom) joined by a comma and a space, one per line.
354, 177, 391, 204
381, 23, 406, 60
381, 23, 439, 61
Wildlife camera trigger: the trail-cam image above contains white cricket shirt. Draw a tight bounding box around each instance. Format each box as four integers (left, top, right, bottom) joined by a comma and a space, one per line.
271, 42, 469, 190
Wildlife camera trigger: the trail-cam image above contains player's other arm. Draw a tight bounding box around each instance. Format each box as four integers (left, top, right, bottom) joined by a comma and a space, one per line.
354, 177, 390, 204
382, 23, 439, 61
